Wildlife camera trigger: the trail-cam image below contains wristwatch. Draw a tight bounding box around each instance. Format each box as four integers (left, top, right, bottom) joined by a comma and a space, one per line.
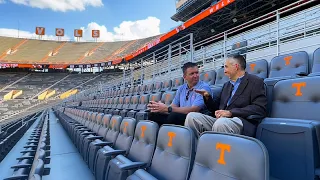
168, 106, 172, 113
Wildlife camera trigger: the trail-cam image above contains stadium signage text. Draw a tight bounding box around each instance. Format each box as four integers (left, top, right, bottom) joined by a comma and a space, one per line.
56, 28, 65, 36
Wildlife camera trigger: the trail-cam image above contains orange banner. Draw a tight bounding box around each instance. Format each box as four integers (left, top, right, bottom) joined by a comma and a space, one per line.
125, 0, 235, 61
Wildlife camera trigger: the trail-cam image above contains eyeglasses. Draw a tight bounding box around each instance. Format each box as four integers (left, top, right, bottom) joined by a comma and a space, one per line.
186, 88, 193, 101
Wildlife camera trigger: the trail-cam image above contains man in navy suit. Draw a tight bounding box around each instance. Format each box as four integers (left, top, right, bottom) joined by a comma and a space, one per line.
185, 55, 267, 137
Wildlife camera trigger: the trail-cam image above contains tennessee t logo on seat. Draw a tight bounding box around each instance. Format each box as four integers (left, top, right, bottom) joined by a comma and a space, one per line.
167, 132, 176, 147
140, 125, 147, 138
284, 56, 293, 65
292, 82, 306, 96
216, 142, 231, 165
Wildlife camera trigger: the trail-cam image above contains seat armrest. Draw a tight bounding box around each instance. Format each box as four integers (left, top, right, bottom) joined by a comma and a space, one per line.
296, 72, 308, 77
11, 164, 32, 169
103, 149, 126, 156
87, 136, 103, 140
118, 162, 147, 170
94, 141, 113, 146
247, 115, 264, 121
81, 132, 95, 136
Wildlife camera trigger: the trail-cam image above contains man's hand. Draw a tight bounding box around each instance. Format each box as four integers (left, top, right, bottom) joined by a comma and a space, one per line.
215, 110, 232, 118
194, 89, 210, 97
147, 101, 168, 113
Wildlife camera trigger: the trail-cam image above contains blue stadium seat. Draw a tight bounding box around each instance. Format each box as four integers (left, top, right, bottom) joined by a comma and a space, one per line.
91, 117, 136, 177
105, 120, 159, 180
310, 47, 320, 76
256, 76, 320, 180
264, 51, 309, 115
189, 132, 269, 180
246, 59, 268, 79
200, 70, 216, 86
127, 125, 196, 180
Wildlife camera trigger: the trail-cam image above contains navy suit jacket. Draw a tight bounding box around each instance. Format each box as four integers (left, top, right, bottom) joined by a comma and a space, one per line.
204, 72, 267, 137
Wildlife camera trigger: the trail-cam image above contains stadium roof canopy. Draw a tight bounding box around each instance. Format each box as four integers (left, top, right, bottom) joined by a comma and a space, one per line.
125, 0, 317, 63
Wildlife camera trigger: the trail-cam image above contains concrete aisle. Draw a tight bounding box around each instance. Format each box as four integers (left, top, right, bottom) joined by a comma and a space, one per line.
43, 110, 94, 180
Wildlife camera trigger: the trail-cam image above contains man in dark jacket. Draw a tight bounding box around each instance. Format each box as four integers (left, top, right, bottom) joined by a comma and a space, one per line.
184, 55, 267, 137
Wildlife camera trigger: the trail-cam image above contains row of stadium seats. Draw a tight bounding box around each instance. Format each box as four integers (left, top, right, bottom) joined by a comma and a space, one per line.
65, 74, 320, 180
0, 113, 38, 162
56, 109, 268, 180
4, 111, 51, 180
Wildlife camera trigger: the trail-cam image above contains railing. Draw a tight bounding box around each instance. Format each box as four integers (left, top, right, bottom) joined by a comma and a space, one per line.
71, 0, 320, 99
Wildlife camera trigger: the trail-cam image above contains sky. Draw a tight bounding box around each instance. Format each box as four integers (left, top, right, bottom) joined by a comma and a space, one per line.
0, 0, 181, 42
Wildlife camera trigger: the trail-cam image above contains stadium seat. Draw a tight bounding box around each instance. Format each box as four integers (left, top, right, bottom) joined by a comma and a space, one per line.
153, 82, 163, 93
162, 80, 172, 92
113, 97, 124, 115
246, 59, 268, 79
256, 76, 320, 180
264, 51, 309, 114
86, 115, 122, 163
136, 92, 162, 120
172, 77, 184, 91
189, 132, 269, 180
78, 113, 104, 155
210, 68, 229, 99
80, 114, 111, 160
310, 47, 320, 76
105, 120, 159, 180
127, 125, 196, 180
200, 70, 216, 86
120, 95, 139, 118
93, 117, 136, 180
127, 94, 150, 119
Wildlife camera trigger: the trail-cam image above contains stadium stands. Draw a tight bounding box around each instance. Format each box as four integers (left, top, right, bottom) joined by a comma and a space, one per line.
0, 2, 319, 180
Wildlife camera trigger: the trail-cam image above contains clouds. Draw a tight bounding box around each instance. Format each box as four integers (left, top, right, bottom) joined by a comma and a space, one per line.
4, 0, 103, 12
77, 17, 161, 42
0, 17, 161, 42
0, 0, 5, 4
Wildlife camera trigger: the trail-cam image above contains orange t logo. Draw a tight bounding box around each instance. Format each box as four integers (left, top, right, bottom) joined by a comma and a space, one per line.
112, 119, 116, 128
165, 94, 170, 102
123, 122, 129, 133
216, 142, 231, 165
167, 132, 176, 147
284, 56, 292, 65
141, 126, 147, 138
292, 82, 306, 96
250, 64, 256, 71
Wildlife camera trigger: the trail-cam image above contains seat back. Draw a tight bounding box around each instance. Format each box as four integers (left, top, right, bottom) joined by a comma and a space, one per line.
246, 59, 268, 79
116, 97, 124, 109
153, 82, 163, 93
163, 80, 172, 91
127, 121, 159, 165
200, 70, 216, 86
214, 68, 229, 85
128, 95, 140, 109
146, 84, 154, 94
123, 96, 131, 109
148, 125, 196, 180
104, 115, 122, 144
311, 47, 320, 73
269, 51, 309, 78
161, 92, 176, 105
270, 76, 320, 120
97, 114, 112, 136
136, 94, 150, 110
172, 77, 184, 90
189, 132, 269, 180
149, 93, 162, 102
113, 117, 136, 153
